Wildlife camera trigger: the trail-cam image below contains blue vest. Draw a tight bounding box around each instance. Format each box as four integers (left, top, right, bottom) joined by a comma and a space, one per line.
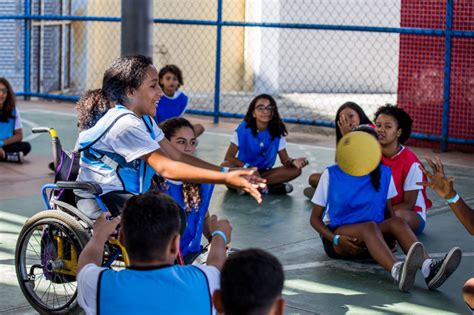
98, 265, 212, 315
326, 164, 392, 228
155, 91, 189, 124
163, 181, 214, 256
78, 105, 156, 194
236, 121, 280, 171
0, 108, 17, 141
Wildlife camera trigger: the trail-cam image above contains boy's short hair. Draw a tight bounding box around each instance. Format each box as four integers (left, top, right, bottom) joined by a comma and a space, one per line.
220, 248, 284, 315
121, 191, 181, 261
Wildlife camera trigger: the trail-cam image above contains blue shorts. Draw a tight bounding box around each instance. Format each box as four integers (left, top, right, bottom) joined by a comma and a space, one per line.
415, 212, 426, 235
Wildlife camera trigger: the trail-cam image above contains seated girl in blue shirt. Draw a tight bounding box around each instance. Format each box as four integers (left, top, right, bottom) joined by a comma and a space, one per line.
158, 117, 213, 263
309, 125, 461, 292
221, 94, 308, 195
154, 65, 205, 137
0, 77, 31, 163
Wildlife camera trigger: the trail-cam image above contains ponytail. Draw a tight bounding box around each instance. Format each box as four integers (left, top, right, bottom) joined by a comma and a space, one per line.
76, 88, 113, 130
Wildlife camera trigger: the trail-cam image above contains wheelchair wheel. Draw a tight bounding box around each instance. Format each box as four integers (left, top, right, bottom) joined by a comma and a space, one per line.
15, 210, 89, 314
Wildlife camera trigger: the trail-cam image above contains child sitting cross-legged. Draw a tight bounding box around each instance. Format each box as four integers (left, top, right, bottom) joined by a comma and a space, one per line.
309, 125, 461, 292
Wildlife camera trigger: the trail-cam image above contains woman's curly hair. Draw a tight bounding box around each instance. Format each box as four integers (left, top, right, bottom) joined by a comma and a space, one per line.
374, 104, 413, 144
76, 89, 113, 130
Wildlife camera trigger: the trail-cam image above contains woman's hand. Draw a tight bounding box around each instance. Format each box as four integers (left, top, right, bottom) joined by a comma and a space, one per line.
337, 114, 353, 136
291, 157, 309, 169
225, 169, 266, 203
338, 235, 365, 255
418, 157, 456, 199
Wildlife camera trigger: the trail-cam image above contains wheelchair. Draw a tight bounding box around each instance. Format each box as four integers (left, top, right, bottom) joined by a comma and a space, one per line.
14, 127, 188, 314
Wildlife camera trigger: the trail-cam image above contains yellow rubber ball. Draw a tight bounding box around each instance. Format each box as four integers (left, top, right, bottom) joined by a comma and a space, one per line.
336, 131, 382, 176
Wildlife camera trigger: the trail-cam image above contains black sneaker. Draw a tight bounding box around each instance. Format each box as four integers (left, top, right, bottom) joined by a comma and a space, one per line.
425, 247, 462, 290
303, 186, 316, 199
395, 242, 424, 292
268, 183, 293, 195
4, 152, 24, 163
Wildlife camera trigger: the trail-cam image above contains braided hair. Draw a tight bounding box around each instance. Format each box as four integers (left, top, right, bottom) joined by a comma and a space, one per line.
159, 117, 201, 212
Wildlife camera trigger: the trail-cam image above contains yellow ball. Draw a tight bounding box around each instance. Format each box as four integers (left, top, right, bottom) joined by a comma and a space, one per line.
336, 131, 382, 176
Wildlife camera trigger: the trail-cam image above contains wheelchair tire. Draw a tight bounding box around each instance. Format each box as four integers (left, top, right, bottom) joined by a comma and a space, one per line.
15, 210, 89, 315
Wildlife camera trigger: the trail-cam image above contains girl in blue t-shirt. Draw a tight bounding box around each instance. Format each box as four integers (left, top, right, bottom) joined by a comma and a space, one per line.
0, 77, 31, 163
159, 117, 213, 262
154, 65, 205, 137
222, 94, 308, 195
310, 125, 461, 292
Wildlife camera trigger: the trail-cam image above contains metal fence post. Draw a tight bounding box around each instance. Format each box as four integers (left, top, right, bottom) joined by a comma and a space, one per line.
213, 0, 223, 124
121, 0, 153, 57
23, 0, 31, 100
441, 0, 453, 152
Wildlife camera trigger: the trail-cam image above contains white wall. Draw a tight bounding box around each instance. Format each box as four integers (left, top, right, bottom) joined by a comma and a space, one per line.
246, 0, 401, 94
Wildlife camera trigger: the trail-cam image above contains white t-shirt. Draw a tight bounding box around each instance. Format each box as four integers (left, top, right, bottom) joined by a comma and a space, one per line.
230, 131, 287, 151
76, 113, 164, 196
311, 169, 398, 224
404, 162, 428, 220
14, 109, 22, 130
77, 263, 220, 315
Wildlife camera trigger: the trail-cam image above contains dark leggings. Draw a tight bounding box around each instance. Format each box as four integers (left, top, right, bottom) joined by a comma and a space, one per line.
101, 191, 134, 217
2, 141, 31, 156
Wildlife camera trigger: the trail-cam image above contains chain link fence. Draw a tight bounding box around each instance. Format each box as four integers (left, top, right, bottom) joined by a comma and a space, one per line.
1, 0, 473, 150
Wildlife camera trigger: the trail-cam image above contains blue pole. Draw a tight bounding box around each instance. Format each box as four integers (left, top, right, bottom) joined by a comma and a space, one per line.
213, 0, 223, 124
441, 0, 453, 151
23, 0, 31, 100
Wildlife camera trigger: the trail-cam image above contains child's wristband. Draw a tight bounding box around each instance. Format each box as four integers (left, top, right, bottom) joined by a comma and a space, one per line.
333, 234, 341, 246
220, 166, 230, 173
0, 140, 4, 146
211, 230, 228, 244
243, 163, 251, 169
446, 193, 460, 204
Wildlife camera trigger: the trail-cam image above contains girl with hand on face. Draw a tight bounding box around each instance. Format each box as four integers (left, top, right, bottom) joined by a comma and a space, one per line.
221, 94, 308, 195
304, 102, 372, 198
374, 104, 431, 235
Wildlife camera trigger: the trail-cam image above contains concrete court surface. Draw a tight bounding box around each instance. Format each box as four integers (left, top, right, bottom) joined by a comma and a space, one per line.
0, 100, 473, 314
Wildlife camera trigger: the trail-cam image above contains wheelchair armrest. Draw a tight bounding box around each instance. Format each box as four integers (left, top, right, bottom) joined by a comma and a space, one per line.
56, 181, 103, 195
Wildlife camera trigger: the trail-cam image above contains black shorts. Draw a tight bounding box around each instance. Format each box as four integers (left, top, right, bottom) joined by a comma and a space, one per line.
320, 225, 397, 260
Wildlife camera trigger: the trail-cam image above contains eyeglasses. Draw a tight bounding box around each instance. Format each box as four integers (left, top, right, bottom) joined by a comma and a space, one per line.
0, 88, 8, 95
255, 105, 274, 113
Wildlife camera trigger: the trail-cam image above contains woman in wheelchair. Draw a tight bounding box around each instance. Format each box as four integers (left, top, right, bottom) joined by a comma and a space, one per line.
158, 117, 214, 263
74, 55, 265, 218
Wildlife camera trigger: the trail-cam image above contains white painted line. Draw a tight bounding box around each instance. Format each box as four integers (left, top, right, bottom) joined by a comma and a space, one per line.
285, 279, 364, 296
205, 130, 336, 152
22, 108, 76, 117
21, 118, 41, 142
20, 109, 474, 168
284, 252, 474, 272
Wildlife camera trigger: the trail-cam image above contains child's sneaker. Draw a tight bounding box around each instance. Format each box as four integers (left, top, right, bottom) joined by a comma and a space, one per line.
425, 247, 462, 290
268, 183, 293, 195
303, 186, 316, 199
394, 242, 424, 292
4, 152, 24, 163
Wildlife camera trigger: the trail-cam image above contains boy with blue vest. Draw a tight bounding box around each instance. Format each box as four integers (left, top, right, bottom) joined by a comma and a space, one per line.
77, 191, 231, 315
